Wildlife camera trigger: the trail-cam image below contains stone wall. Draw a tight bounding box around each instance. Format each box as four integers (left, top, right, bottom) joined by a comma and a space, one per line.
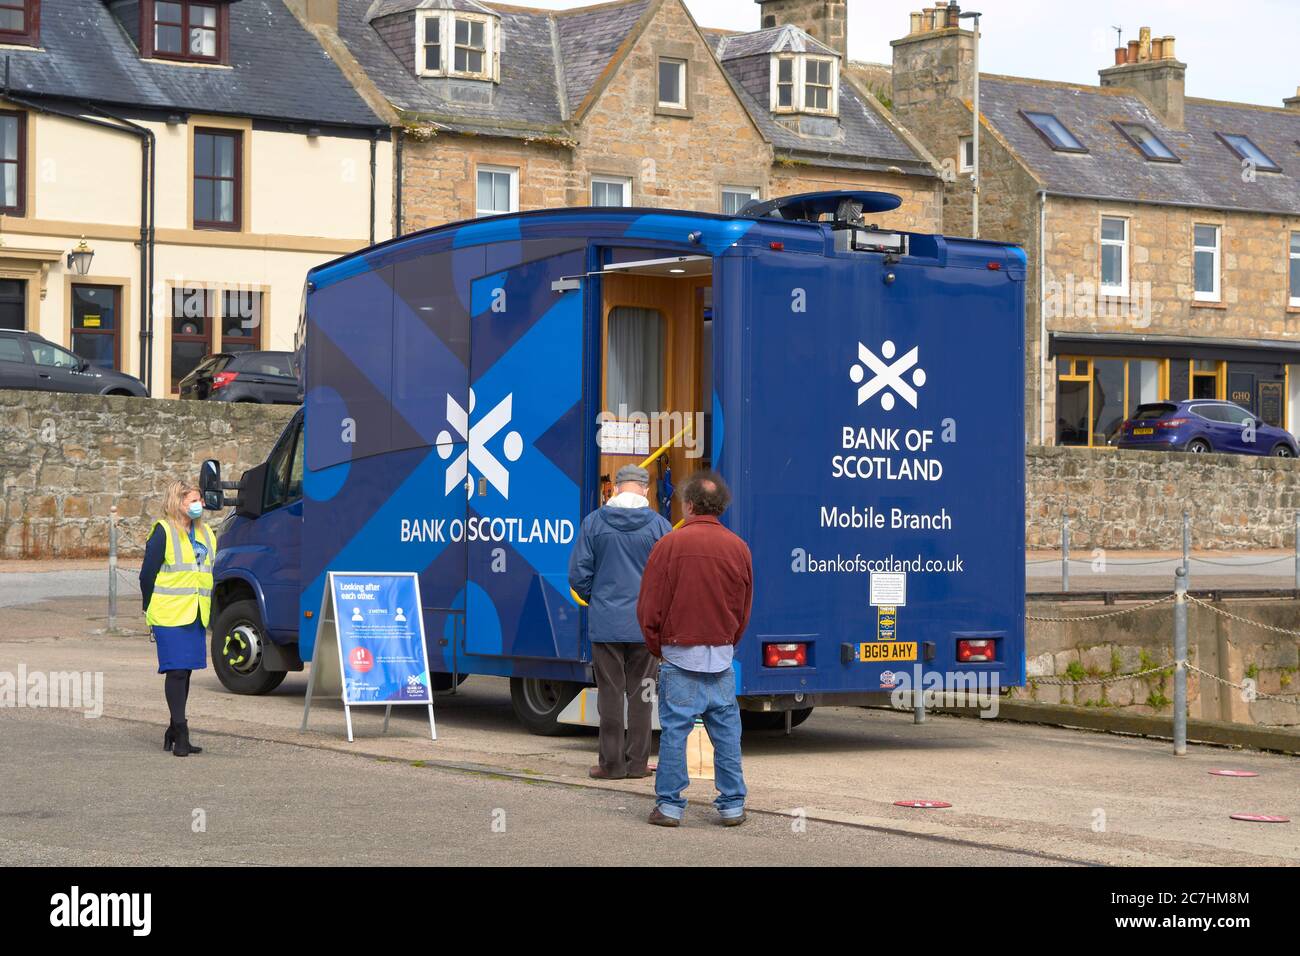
1021, 595, 1299, 727
1028, 445, 1300, 550
0, 392, 294, 560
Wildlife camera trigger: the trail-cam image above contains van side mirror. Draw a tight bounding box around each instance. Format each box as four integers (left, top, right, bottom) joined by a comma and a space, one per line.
234, 462, 268, 520
199, 459, 223, 511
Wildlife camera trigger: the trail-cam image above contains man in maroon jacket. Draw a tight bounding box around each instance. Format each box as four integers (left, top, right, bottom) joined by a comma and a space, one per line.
637, 470, 753, 827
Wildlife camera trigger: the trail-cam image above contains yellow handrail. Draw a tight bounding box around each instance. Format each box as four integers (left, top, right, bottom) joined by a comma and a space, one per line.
638, 419, 693, 470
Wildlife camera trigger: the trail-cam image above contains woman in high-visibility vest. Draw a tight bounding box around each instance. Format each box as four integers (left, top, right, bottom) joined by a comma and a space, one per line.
139, 479, 216, 757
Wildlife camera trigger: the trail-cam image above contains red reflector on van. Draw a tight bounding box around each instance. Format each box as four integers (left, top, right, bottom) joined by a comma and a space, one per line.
987, 261, 1001, 270
770, 241, 785, 251
763, 643, 807, 667
956, 639, 996, 663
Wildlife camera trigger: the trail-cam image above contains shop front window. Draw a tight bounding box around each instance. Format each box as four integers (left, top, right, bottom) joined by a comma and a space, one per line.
1056, 356, 1167, 447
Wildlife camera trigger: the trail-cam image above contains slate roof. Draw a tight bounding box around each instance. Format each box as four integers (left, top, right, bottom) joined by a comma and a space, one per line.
714, 23, 837, 59
708, 29, 928, 171
0, 0, 384, 128
980, 75, 1300, 215
366, 0, 497, 18
333, 0, 930, 173
338, 0, 571, 132
555, 0, 652, 115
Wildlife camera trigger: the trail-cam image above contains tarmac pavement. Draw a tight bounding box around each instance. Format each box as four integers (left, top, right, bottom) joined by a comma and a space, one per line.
1, 586, 1296, 867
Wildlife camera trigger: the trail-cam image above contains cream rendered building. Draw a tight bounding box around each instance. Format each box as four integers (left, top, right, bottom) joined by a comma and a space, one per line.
0, 0, 393, 396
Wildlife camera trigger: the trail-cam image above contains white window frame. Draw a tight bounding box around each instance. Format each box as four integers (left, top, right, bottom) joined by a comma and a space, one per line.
770, 53, 839, 116
1194, 223, 1221, 303
958, 135, 974, 173
415, 11, 443, 76
475, 164, 518, 217
721, 185, 759, 215
1289, 232, 1300, 308
591, 175, 632, 208
417, 12, 497, 80
657, 57, 686, 109
1099, 216, 1129, 297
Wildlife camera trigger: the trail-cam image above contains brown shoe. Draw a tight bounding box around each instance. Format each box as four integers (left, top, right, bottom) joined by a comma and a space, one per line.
720, 811, 747, 827
588, 765, 625, 780
647, 807, 681, 827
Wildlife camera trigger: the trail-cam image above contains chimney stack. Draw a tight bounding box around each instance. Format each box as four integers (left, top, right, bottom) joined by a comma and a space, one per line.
1285, 86, 1300, 111
1099, 25, 1186, 128
755, 1, 848, 59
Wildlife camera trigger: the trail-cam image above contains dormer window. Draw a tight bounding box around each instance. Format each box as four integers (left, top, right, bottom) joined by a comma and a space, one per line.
415, 11, 497, 81
0, 0, 39, 47
143, 1, 225, 63
771, 54, 838, 116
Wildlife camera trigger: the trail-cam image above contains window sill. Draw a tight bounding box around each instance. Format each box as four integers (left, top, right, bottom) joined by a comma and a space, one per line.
1287, 305, 1300, 314
654, 104, 692, 119
193, 223, 243, 234
1191, 300, 1226, 309
141, 57, 232, 70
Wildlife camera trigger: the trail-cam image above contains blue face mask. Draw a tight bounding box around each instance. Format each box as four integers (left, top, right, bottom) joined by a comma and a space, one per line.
187, 502, 204, 520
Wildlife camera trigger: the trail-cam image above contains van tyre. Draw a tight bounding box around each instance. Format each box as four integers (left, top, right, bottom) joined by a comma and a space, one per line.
1271, 443, 1294, 458
211, 599, 286, 696
1186, 439, 1211, 454
741, 707, 813, 732
510, 677, 582, 736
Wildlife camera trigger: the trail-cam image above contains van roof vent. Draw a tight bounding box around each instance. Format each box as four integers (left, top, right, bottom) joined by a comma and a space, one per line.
736, 190, 902, 224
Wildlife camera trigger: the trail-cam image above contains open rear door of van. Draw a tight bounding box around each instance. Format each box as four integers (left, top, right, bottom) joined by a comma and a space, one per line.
460, 248, 590, 665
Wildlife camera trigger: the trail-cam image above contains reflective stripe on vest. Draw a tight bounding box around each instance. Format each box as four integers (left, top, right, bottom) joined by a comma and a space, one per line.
146, 519, 216, 628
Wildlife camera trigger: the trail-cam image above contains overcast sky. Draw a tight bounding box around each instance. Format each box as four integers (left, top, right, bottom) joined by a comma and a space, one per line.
517, 0, 1296, 109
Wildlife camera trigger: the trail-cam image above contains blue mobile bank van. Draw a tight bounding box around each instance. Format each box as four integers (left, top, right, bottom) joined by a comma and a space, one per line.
200, 191, 1026, 734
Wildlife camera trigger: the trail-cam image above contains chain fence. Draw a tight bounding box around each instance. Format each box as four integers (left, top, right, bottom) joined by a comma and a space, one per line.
1026, 587, 1300, 714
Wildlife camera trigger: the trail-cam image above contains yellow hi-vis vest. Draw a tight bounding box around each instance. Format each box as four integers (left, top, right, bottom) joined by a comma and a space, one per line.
145, 519, 216, 628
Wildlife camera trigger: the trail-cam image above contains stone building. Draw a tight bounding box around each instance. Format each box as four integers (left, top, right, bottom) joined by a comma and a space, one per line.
300, 0, 942, 234
890, 3, 1300, 446
0, 0, 392, 397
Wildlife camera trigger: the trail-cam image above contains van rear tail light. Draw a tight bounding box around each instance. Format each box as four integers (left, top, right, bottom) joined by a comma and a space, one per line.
763, 643, 807, 667
212, 371, 240, 390
956, 639, 996, 663
1157, 418, 1188, 428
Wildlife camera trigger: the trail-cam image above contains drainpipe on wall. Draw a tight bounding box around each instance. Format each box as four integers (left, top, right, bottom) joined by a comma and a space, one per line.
369, 130, 377, 247
1039, 188, 1048, 445
3, 61, 156, 392
394, 127, 404, 238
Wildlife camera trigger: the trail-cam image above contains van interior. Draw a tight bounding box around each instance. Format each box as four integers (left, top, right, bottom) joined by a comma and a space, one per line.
598, 250, 712, 524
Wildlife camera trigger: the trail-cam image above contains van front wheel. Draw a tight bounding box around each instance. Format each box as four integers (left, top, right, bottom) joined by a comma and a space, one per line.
211, 599, 287, 696
509, 677, 582, 736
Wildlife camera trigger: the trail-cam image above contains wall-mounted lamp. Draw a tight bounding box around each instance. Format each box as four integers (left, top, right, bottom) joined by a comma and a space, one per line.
306, 127, 321, 139
67, 238, 94, 276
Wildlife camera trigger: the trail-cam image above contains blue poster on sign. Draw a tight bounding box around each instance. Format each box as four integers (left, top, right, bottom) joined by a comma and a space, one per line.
330, 572, 433, 705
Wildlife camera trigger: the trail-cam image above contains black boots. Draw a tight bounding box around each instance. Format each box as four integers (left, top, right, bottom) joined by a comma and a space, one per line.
163, 723, 176, 752
169, 722, 203, 757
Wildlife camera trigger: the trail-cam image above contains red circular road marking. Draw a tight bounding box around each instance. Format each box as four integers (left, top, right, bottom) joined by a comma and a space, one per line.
894, 800, 952, 809
1229, 814, 1289, 823
1210, 769, 1259, 777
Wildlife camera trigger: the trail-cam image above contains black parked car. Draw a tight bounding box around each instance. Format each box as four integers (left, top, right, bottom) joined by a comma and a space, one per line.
177, 351, 300, 404
0, 329, 147, 396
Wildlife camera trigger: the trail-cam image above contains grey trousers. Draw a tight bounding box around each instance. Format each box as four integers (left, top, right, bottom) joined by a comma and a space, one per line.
591, 641, 658, 776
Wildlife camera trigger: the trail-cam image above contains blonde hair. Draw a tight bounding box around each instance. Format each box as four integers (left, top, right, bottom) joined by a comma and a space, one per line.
162, 479, 205, 531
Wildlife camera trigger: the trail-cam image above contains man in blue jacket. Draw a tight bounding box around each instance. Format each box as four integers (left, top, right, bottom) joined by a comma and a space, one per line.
569, 464, 673, 779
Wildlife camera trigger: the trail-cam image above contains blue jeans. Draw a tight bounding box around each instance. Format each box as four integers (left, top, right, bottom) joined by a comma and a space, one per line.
655, 662, 747, 820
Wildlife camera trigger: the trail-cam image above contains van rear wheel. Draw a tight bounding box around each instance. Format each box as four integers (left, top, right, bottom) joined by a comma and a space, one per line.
211, 599, 287, 696
509, 677, 582, 736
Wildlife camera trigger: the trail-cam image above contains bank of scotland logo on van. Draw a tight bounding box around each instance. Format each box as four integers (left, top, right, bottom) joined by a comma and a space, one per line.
436, 388, 524, 499
850, 340, 926, 411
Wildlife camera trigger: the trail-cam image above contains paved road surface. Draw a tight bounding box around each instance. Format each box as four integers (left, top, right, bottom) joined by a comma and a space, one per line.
1, 709, 1065, 867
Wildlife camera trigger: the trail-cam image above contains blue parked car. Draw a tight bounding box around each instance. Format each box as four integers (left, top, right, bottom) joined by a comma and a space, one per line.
1116, 400, 1298, 457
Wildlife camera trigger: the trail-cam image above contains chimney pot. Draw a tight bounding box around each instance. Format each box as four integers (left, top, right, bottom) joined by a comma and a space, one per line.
1138, 26, 1151, 61
1113, 46, 1126, 66
1162, 36, 1175, 60
1126, 40, 1139, 63
910, 11, 922, 34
